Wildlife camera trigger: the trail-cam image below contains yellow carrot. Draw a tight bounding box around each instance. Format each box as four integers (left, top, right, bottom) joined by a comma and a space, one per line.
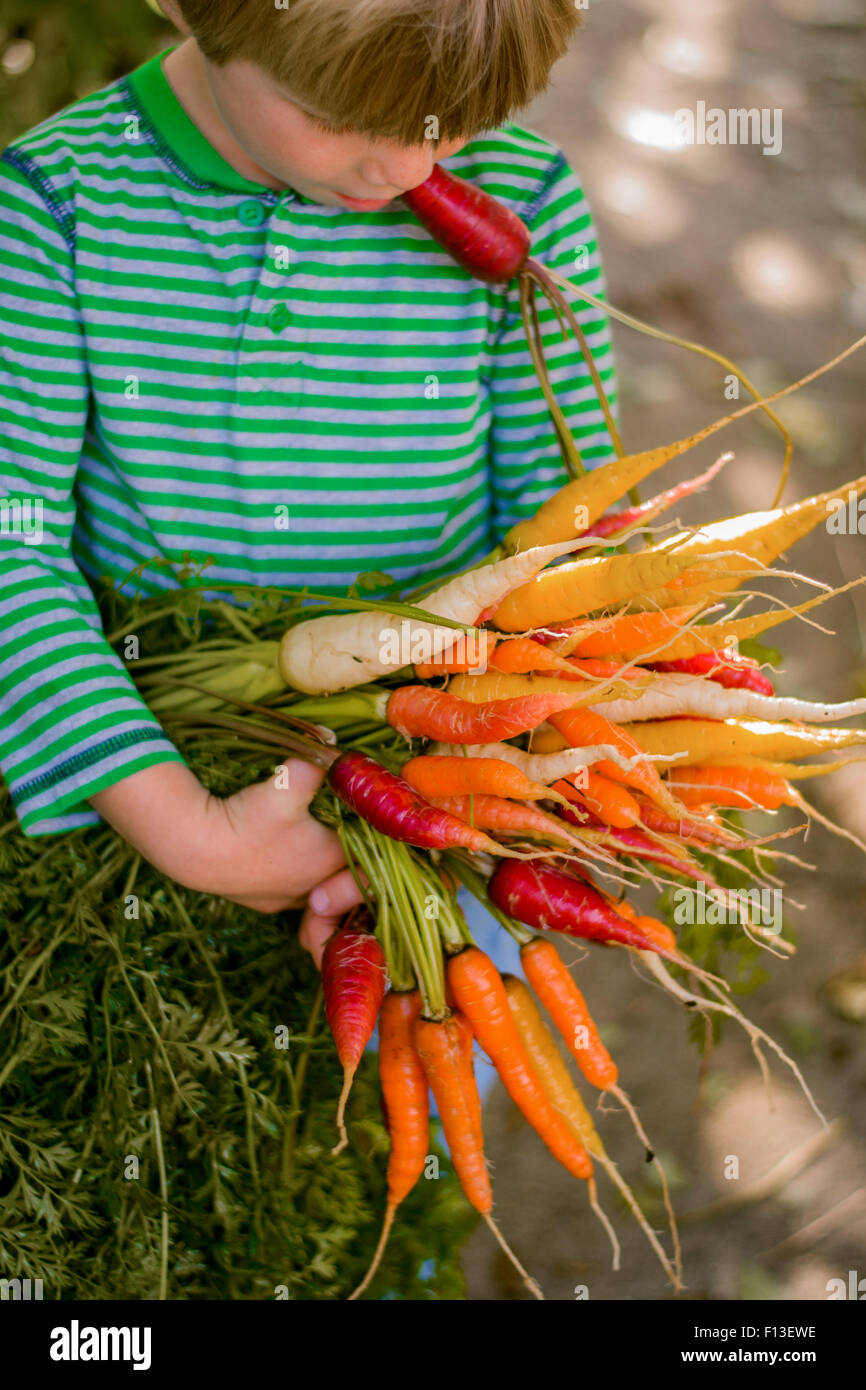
447, 670, 646, 706
495, 475, 866, 630
503, 338, 866, 553
616, 719, 866, 767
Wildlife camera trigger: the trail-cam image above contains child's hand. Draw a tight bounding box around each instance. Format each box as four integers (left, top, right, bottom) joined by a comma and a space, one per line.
88, 758, 365, 929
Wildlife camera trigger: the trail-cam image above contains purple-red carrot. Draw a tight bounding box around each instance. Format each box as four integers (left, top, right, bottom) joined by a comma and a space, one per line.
488, 859, 676, 954
578, 454, 731, 541
322, 911, 388, 1154
403, 164, 530, 284
327, 750, 506, 855
649, 650, 774, 696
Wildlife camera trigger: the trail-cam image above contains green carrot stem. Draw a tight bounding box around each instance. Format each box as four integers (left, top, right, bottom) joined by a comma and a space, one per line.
519, 276, 584, 481
442, 852, 534, 946
539, 264, 796, 504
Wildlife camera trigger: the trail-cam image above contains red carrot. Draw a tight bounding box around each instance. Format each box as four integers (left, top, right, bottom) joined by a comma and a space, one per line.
649, 651, 774, 696
328, 750, 506, 854
403, 164, 530, 283
577, 454, 731, 541
322, 912, 388, 1154
488, 859, 676, 954
638, 801, 740, 847
387, 684, 579, 743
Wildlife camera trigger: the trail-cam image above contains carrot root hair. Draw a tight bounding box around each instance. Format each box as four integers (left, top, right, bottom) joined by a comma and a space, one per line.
483, 1212, 545, 1300
348, 1202, 397, 1301
587, 1175, 621, 1271
609, 1084, 682, 1286
331, 1064, 357, 1156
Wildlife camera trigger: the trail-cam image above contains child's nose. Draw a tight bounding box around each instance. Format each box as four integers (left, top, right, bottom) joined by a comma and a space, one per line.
359, 144, 436, 195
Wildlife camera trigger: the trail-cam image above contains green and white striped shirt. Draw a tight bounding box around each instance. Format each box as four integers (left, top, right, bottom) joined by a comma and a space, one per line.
0, 46, 617, 837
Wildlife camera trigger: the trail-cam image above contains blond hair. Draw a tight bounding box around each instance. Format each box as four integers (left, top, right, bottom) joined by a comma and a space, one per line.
175, 0, 581, 143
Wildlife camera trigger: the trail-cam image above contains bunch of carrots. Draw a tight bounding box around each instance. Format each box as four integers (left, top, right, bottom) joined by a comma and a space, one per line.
138, 165, 866, 1299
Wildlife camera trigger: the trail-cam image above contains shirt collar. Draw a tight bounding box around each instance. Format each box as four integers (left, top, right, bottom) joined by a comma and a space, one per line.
124, 46, 313, 202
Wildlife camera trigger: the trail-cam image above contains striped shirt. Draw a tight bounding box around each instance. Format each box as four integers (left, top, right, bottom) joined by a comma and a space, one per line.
0, 45, 617, 837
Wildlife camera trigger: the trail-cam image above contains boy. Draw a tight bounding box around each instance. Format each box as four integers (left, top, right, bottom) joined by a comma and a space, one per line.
0, 0, 616, 965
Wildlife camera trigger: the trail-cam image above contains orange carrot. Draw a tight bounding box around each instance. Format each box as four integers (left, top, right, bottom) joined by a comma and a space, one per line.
566, 658, 646, 681
489, 637, 580, 676
548, 706, 684, 818
387, 684, 581, 743
666, 764, 795, 810
401, 754, 557, 804
446, 947, 593, 1181
350, 990, 427, 1300
414, 631, 496, 678
554, 771, 641, 829
520, 938, 618, 1090
613, 899, 678, 954
548, 606, 702, 659
412, 1012, 490, 1210
429, 794, 581, 847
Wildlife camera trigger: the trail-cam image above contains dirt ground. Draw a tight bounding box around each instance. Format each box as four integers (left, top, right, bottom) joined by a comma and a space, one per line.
462, 0, 866, 1302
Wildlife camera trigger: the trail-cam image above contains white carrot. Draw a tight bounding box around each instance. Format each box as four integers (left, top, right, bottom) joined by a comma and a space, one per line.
278, 540, 577, 694
591, 674, 866, 726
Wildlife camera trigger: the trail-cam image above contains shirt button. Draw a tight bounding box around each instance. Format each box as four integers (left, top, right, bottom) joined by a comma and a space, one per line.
239, 199, 268, 227
268, 303, 291, 332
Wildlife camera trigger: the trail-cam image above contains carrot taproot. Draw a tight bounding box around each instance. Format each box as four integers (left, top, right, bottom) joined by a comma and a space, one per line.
488, 859, 677, 954
649, 651, 774, 696
328, 750, 508, 854
566, 658, 647, 681
615, 718, 866, 767
402, 753, 563, 803
428, 738, 661, 784
496, 475, 866, 629
590, 673, 866, 726
412, 1007, 543, 1297
350, 989, 427, 1300
504, 971, 681, 1287
636, 475, 866, 613
489, 637, 582, 676
412, 1012, 490, 1209
626, 578, 866, 663
554, 771, 642, 829
612, 899, 680, 954
570, 822, 713, 885
403, 163, 531, 283
665, 765, 795, 810
558, 606, 703, 659
322, 913, 388, 1154
278, 537, 575, 693
548, 706, 686, 818
413, 630, 496, 677
446, 947, 593, 1181
638, 801, 741, 847
447, 670, 608, 704
387, 683, 583, 743
520, 938, 617, 1089
429, 794, 582, 847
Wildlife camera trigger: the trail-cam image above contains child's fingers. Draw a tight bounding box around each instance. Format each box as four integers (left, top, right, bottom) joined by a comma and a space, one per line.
298, 909, 339, 970
274, 758, 326, 809
309, 867, 366, 917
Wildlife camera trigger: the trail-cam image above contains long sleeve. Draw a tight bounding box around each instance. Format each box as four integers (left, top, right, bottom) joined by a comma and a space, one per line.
485, 148, 618, 541
0, 157, 185, 836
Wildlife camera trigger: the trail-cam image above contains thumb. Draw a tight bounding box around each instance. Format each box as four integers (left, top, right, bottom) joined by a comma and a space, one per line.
266, 757, 327, 811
